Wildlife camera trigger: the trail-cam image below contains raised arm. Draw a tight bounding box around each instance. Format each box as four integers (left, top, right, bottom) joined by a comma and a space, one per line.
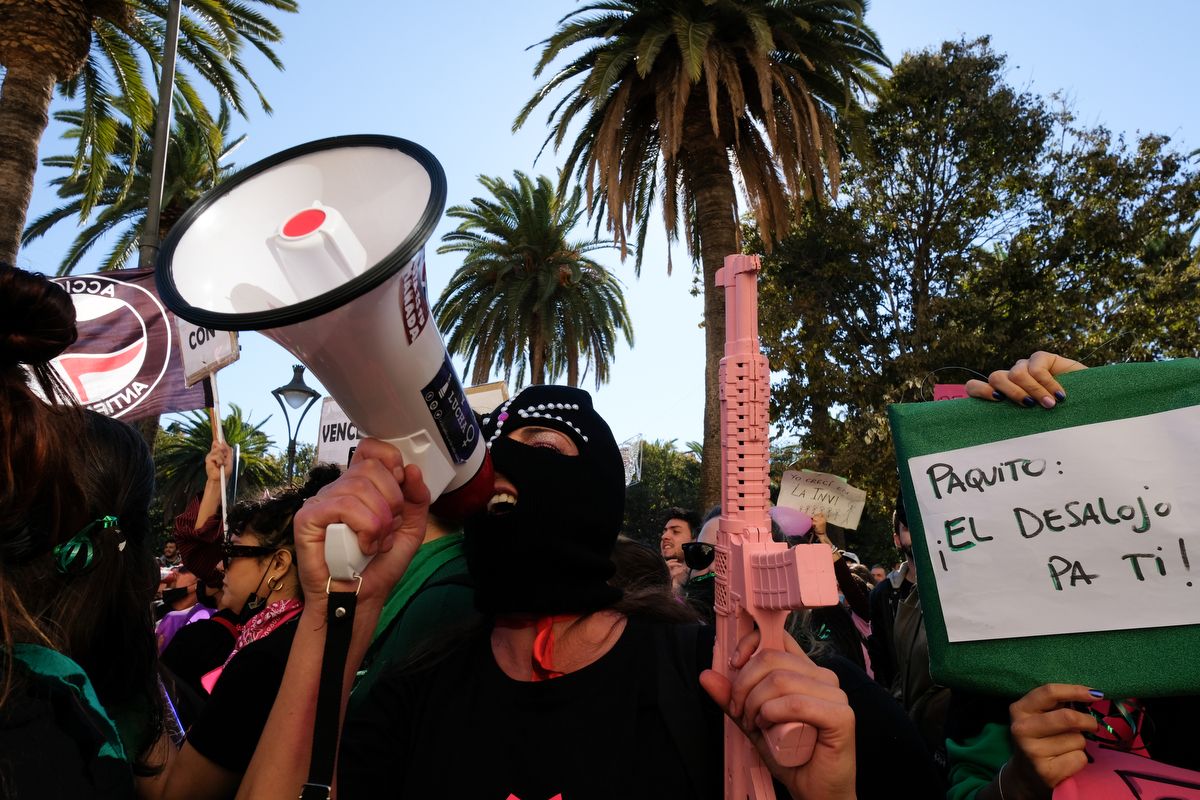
235, 439, 430, 800
195, 439, 234, 532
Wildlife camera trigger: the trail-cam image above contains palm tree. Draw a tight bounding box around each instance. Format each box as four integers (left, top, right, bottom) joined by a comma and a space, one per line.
433, 171, 634, 389
0, 0, 297, 264
22, 101, 243, 274
516, 0, 888, 503
154, 403, 285, 520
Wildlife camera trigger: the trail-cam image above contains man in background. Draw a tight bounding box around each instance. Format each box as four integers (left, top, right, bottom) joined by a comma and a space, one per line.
660, 506, 700, 592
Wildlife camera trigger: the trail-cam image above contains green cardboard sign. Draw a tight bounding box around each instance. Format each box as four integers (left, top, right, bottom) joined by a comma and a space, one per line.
889, 360, 1200, 697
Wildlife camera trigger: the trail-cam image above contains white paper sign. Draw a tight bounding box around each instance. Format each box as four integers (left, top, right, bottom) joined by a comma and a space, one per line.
908, 405, 1200, 643
175, 319, 238, 386
315, 397, 362, 470
777, 469, 867, 529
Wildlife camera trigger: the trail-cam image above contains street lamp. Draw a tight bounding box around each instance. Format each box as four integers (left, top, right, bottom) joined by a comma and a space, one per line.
272, 364, 320, 481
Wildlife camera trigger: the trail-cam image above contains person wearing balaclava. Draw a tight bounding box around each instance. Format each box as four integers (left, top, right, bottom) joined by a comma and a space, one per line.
238, 385, 860, 800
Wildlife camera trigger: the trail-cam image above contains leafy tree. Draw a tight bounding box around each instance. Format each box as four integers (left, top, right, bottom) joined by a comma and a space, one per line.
0, 0, 297, 264
622, 439, 701, 547
754, 38, 1200, 558
433, 171, 634, 388
22, 101, 243, 274
517, 0, 888, 505
154, 403, 284, 521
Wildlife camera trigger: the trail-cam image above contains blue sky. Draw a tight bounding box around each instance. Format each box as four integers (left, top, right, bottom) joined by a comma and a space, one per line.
17, 0, 1200, 457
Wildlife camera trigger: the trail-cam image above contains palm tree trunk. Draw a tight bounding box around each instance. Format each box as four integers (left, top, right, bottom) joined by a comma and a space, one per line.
529, 314, 546, 385
133, 415, 161, 455
683, 110, 740, 509
566, 320, 579, 387
0, 61, 56, 264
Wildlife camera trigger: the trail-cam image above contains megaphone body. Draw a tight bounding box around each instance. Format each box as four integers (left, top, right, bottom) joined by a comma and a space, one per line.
157, 135, 493, 579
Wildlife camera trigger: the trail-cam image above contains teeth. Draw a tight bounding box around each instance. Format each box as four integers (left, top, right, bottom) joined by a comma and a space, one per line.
487, 492, 518, 514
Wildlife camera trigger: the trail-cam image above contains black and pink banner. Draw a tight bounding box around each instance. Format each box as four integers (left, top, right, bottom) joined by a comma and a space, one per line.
50, 270, 210, 421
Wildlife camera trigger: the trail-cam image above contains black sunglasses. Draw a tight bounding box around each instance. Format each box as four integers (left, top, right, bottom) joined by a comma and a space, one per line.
222, 543, 277, 569
681, 541, 716, 571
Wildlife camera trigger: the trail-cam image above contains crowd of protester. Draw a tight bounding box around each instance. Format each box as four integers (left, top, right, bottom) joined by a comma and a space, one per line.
1, 264, 1196, 798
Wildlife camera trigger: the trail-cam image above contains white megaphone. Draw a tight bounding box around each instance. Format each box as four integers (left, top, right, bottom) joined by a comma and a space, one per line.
156, 135, 493, 580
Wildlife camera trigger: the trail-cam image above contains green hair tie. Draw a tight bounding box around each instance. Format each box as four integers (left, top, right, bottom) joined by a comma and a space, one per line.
53, 515, 120, 574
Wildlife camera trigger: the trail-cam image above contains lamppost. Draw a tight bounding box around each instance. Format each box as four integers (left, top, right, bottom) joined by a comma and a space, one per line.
272, 365, 320, 481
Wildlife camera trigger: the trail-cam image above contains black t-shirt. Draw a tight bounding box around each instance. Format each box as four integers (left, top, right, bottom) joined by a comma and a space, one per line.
160, 610, 239, 728
340, 618, 722, 800
185, 617, 299, 773
340, 616, 942, 800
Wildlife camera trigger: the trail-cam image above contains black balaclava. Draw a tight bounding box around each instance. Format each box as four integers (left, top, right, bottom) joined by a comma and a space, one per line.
464, 385, 625, 616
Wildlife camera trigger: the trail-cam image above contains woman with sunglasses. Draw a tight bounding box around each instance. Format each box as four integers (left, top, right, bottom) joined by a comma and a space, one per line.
137, 465, 339, 800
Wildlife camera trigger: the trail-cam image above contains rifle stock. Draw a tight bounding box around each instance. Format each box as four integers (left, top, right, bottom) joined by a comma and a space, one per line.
714, 254, 839, 799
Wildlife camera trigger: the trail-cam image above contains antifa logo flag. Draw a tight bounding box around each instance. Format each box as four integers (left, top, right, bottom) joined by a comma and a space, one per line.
50, 270, 210, 420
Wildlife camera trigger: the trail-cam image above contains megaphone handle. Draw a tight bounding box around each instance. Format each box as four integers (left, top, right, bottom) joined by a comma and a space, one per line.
325, 523, 373, 581
321, 433, 459, 580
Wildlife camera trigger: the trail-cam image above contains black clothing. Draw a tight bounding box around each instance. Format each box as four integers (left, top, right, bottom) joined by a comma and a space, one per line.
341, 618, 720, 800
160, 609, 239, 728
682, 572, 716, 624
866, 572, 913, 692
340, 616, 942, 799
185, 617, 298, 773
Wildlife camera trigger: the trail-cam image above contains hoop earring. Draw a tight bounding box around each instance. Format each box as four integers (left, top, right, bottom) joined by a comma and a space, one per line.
267, 574, 285, 593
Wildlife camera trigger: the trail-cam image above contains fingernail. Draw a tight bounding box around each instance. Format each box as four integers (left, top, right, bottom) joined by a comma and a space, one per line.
729, 698, 740, 717
393, 467, 406, 482
992, 390, 1004, 400
382, 535, 395, 551
1088, 689, 1104, 698
1040, 395, 1056, 409
1055, 391, 1066, 402
1022, 397, 1036, 408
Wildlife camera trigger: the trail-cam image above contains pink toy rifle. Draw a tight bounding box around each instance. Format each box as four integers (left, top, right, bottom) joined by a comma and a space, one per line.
714, 254, 839, 799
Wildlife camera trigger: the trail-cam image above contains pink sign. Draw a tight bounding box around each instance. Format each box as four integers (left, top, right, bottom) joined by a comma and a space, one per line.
933, 383, 969, 401
1054, 743, 1200, 799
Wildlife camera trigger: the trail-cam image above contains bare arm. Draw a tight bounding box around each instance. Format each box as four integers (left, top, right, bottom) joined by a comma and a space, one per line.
136, 739, 239, 800
194, 441, 233, 532
236, 440, 430, 800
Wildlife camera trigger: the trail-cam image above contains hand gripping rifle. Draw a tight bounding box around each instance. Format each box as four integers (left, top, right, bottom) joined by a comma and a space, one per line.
714, 254, 839, 799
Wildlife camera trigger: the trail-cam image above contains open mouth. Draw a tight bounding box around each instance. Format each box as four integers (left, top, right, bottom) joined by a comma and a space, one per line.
487, 492, 518, 515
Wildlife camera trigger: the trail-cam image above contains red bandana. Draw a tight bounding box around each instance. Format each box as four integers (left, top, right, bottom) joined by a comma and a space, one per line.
201, 598, 302, 693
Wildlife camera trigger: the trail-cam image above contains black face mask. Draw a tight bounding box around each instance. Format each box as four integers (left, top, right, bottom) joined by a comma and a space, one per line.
233, 564, 273, 623
162, 585, 194, 606
464, 437, 622, 616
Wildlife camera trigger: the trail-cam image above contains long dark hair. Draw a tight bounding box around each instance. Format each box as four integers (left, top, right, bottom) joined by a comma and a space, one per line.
0, 265, 164, 772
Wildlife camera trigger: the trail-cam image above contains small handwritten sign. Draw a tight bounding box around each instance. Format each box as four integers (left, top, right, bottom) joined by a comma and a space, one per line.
908, 405, 1200, 643
175, 319, 238, 387
777, 469, 866, 530
315, 397, 361, 469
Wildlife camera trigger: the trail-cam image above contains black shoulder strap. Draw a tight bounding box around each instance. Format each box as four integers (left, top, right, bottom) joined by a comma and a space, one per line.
650, 622, 712, 796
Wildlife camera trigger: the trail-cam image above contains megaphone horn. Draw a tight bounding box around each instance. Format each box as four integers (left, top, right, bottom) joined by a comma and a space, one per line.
156, 135, 493, 579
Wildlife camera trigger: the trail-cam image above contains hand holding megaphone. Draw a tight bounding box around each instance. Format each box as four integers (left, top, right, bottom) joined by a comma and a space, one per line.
156, 135, 497, 580
292, 439, 431, 604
